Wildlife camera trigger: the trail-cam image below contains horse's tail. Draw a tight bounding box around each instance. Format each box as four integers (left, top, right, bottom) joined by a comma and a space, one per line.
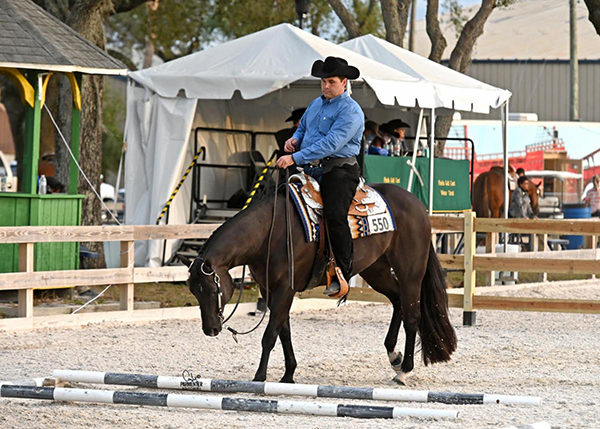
419, 242, 457, 365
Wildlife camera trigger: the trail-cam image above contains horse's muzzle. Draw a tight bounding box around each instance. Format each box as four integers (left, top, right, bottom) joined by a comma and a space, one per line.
203, 325, 221, 337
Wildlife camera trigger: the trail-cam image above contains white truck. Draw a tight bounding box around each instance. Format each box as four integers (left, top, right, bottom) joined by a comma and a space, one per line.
0, 150, 17, 192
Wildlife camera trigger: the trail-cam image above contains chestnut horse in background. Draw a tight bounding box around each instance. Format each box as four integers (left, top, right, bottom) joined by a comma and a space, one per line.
472, 166, 540, 218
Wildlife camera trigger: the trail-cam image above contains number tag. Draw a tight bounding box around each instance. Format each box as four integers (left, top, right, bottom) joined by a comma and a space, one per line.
368, 213, 391, 233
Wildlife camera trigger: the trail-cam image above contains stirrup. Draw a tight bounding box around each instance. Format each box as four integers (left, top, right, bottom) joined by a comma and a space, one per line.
326, 266, 349, 299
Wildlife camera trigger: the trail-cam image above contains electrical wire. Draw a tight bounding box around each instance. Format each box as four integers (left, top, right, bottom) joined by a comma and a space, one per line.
42, 104, 134, 314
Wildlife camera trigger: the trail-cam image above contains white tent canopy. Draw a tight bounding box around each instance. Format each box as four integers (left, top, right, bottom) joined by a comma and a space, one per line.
129, 23, 440, 108
125, 24, 510, 266
341, 34, 511, 114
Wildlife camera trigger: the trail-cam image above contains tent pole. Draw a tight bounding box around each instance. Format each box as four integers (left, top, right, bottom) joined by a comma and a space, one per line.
503, 100, 509, 219
407, 108, 424, 192
428, 108, 435, 214
502, 99, 510, 252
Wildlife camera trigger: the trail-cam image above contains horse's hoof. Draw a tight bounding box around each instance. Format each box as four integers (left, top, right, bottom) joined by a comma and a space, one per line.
280, 377, 295, 384
253, 375, 266, 382
392, 377, 406, 386
388, 351, 403, 370
392, 372, 410, 386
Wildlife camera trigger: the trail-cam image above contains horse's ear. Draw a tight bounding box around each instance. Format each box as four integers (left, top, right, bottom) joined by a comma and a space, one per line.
179, 254, 193, 267
536, 181, 542, 188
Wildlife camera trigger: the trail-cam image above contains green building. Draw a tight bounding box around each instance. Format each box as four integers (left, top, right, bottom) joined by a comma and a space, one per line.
0, 0, 127, 272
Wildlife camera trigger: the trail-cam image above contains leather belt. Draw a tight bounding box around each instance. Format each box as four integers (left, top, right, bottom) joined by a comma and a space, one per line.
308, 156, 356, 168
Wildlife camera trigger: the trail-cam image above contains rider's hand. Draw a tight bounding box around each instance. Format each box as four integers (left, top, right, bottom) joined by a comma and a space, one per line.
276, 155, 295, 169
284, 137, 298, 153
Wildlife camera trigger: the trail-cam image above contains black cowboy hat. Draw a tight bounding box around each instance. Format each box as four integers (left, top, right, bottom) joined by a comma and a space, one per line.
285, 108, 306, 122
386, 119, 411, 129
364, 120, 382, 137
311, 56, 360, 80
379, 122, 400, 138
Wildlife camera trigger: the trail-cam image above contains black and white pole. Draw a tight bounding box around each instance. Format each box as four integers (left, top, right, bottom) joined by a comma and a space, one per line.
0, 385, 459, 420
500, 423, 550, 429
53, 369, 541, 406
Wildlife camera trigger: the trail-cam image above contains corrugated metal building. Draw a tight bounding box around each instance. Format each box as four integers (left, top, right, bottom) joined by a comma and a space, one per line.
413, 0, 600, 121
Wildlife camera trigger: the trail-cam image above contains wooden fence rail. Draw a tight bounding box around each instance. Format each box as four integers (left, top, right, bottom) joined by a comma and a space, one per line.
456, 213, 600, 325
1, 216, 600, 331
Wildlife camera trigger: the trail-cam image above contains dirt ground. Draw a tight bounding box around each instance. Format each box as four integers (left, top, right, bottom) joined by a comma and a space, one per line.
1, 279, 599, 429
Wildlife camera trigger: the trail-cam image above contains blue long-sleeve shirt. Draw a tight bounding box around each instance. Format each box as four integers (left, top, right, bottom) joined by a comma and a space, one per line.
291, 91, 364, 165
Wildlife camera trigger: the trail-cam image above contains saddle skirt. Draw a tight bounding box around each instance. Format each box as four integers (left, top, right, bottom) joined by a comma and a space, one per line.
287, 173, 396, 242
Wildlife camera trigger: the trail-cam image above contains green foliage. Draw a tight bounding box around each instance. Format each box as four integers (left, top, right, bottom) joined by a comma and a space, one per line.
214, 0, 297, 39
107, 0, 219, 62
442, 0, 469, 38
107, 0, 337, 64
101, 79, 126, 178
352, 0, 384, 37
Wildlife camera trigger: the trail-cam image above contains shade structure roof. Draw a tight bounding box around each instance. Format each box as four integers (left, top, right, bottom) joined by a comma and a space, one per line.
341, 34, 511, 114
0, 0, 126, 75
129, 23, 445, 109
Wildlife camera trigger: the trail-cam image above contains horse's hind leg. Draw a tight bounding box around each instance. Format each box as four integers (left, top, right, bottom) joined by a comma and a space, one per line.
385, 255, 426, 386
359, 258, 405, 378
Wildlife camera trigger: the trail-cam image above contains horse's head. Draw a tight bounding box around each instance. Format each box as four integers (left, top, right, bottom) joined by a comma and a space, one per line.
526, 180, 542, 216
186, 257, 234, 337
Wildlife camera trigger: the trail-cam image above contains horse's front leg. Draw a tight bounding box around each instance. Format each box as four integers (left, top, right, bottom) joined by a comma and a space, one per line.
278, 316, 296, 383
253, 290, 295, 382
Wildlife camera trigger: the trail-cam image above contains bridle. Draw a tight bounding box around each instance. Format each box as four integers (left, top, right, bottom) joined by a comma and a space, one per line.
198, 260, 224, 322
191, 167, 282, 341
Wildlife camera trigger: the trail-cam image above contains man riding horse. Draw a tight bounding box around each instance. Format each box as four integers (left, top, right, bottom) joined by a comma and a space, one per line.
275, 56, 364, 297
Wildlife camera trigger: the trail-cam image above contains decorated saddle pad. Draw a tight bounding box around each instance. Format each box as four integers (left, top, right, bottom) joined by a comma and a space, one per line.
287, 173, 396, 242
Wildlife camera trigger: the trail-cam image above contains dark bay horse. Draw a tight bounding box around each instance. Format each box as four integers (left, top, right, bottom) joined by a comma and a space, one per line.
472, 166, 540, 218
187, 183, 457, 385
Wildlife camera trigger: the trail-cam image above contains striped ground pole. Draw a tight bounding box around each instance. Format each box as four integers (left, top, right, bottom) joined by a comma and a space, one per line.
0, 385, 459, 420
52, 369, 541, 406
500, 422, 550, 429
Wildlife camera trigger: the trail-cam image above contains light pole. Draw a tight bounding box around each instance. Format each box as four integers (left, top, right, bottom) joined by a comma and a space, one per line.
295, 0, 310, 29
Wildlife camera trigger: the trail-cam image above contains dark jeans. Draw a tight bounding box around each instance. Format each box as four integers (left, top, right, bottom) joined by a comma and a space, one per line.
319, 163, 361, 279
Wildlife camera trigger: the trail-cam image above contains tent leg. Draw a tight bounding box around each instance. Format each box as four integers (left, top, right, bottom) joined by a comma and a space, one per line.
502, 100, 510, 252
428, 108, 435, 215
407, 108, 424, 192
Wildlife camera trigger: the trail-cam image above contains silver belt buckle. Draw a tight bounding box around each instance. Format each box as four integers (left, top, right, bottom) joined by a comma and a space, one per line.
309, 160, 320, 167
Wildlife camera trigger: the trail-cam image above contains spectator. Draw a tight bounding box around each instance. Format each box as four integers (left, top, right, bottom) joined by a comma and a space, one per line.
46, 176, 65, 193
367, 136, 388, 156
585, 175, 600, 217
275, 108, 306, 155
363, 120, 380, 145
509, 176, 536, 219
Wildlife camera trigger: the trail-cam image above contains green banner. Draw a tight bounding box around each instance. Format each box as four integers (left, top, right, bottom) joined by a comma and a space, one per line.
363, 155, 470, 212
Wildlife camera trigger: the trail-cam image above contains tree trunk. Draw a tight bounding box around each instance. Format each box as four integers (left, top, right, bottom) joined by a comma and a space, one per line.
380, 0, 407, 47
0, 77, 26, 190
143, 0, 159, 69
55, 75, 72, 189
67, 0, 111, 268
583, 0, 600, 35
36, 0, 110, 268
434, 116, 453, 157
448, 0, 496, 73
328, 0, 362, 39
425, 0, 447, 62
427, 0, 498, 154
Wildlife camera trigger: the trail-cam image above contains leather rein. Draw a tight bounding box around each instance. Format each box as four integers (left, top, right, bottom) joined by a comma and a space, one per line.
196, 168, 285, 342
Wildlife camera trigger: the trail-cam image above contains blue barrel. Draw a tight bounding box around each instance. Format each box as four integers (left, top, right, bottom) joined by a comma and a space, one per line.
562, 204, 592, 249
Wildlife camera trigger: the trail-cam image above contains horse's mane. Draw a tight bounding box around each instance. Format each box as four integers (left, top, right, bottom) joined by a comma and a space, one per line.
197, 193, 276, 260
